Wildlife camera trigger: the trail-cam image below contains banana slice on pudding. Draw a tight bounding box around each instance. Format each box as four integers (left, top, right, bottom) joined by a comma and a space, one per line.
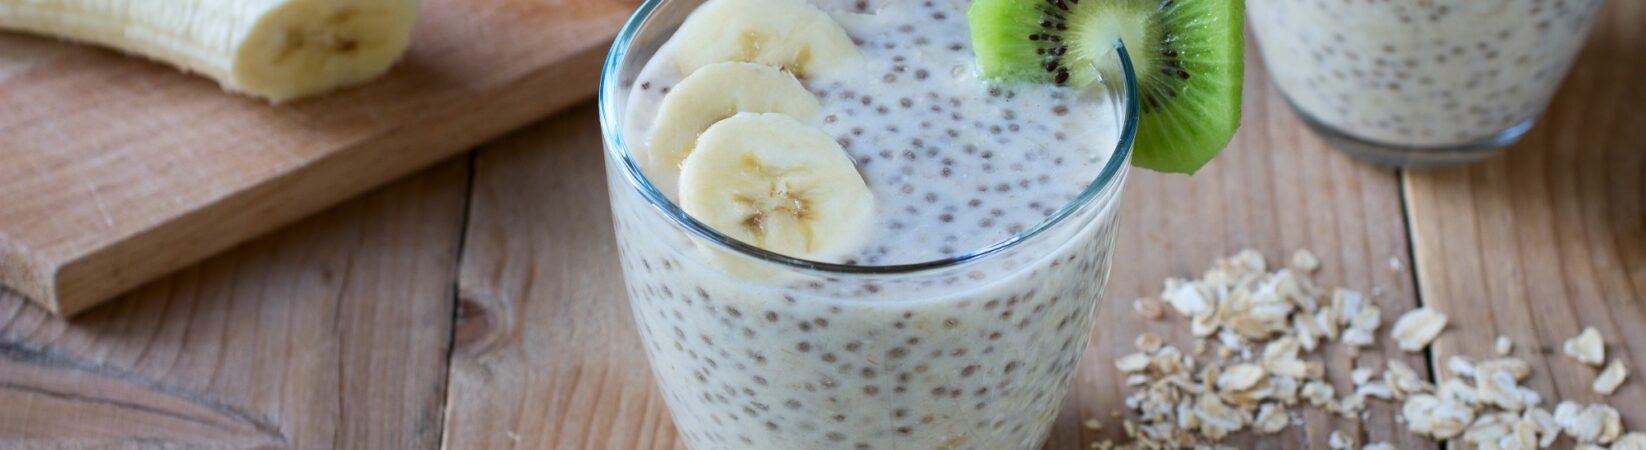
646, 62, 822, 194
669, 0, 863, 78
679, 113, 873, 267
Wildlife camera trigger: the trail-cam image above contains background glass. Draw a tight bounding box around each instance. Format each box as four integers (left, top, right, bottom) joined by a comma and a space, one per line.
1250, 0, 1605, 167
599, 1, 1140, 448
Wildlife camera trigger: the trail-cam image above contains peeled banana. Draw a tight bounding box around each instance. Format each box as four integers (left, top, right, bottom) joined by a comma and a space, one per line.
679, 113, 873, 263
669, 0, 861, 79
0, 0, 421, 102
646, 62, 821, 194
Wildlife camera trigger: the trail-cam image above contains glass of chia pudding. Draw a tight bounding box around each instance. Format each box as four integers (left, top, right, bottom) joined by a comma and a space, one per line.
598, 0, 1145, 448
1250, 0, 1605, 167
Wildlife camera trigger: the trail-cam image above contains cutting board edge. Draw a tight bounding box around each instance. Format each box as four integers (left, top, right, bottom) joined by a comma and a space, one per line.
0, 231, 56, 313
14, 42, 612, 317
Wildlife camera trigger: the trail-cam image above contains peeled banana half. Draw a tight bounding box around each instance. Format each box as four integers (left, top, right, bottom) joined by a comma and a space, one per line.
0, 0, 421, 102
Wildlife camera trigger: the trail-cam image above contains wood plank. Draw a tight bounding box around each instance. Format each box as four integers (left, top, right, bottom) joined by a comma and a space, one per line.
444, 45, 1430, 448
437, 104, 681, 448
1404, 0, 1646, 433
0, 0, 637, 315
1044, 36, 1432, 449
443, 103, 682, 450
0, 160, 469, 449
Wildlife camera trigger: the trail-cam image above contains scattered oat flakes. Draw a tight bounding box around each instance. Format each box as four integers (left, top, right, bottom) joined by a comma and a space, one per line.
1116, 352, 1152, 372
1492, 358, 1533, 380
1292, 315, 1322, 352
1385, 359, 1432, 398
1262, 337, 1308, 378
1510, 418, 1542, 449
1291, 249, 1321, 273
1135, 333, 1164, 353
1339, 392, 1368, 418
1133, 297, 1166, 320
1595, 359, 1629, 395
1614, 432, 1646, 450
1253, 403, 1288, 434
1463, 411, 1516, 447
1496, 335, 1514, 356
1341, 328, 1375, 350
1356, 381, 1394, 400
1107, 250, 1643, 450
1390, 307, 1448, 352
1217, 363, 1267, 392
1341, 300, 1381, 350
1362, 443, 1393, 450
1448, 355, 1477, 379
1405, 393, 1474, 439
1084, 418, 1104, 431
1565, 327, 1606, 366
1524, 407, 1561, 447
1463, 412, 1545, 450
1164, 278, 1213, 318
1475, 358, 1539, 411
1193, 313, 1220, 338
1437, 378, 1479, 406
1194, 392, 1246, 440
1555, 401, 1623, 444
1328, 430, 1356, 450
1388, 257, 1404, 273
1347, 368, 1371, 386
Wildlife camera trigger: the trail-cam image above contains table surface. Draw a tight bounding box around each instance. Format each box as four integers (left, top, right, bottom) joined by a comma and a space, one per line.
2, 2, 1642, 448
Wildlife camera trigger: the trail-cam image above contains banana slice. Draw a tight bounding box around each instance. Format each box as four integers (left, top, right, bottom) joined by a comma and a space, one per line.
669, 0, 862, 79
646, 62, 821, 194
680, 113, 873, 265
0, 0, 420, 102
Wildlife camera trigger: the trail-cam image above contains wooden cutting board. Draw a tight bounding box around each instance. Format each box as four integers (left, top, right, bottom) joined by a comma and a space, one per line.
0, 0, 639, 316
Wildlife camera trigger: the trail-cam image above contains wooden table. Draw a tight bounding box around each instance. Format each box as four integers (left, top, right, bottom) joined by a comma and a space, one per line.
2, 2, 1641, 448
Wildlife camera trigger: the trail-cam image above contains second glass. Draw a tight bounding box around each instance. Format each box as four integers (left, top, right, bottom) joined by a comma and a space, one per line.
1250, 0, 1604, 167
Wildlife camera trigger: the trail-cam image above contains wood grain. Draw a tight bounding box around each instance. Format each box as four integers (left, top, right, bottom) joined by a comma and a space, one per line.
1044, 37, 1433, 449
0, 160, 469, 449
1404, 0, 1646, 433
0, 0, 637, 316
442, 104, 683, 450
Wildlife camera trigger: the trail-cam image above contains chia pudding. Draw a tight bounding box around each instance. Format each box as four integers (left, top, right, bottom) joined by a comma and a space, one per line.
1250, 0, 1603, 148
604, 0, 1129, 448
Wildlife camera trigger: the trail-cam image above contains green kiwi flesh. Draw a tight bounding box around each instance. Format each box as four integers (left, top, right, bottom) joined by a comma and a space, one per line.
968, 0, 1244, 174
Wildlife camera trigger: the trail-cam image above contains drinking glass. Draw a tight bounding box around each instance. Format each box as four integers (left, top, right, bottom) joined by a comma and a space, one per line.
599, 1, 1139, 448
1250, 0, 1605, 167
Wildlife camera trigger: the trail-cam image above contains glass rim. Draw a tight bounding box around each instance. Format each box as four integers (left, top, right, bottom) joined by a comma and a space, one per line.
598, 0, 1140, 276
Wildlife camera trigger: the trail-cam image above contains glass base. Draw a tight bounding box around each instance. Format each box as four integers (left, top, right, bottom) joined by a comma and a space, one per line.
1286, 103, 1536, 169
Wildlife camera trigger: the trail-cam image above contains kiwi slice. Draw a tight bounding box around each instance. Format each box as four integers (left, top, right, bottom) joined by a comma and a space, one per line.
968, 0, 1244, 174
